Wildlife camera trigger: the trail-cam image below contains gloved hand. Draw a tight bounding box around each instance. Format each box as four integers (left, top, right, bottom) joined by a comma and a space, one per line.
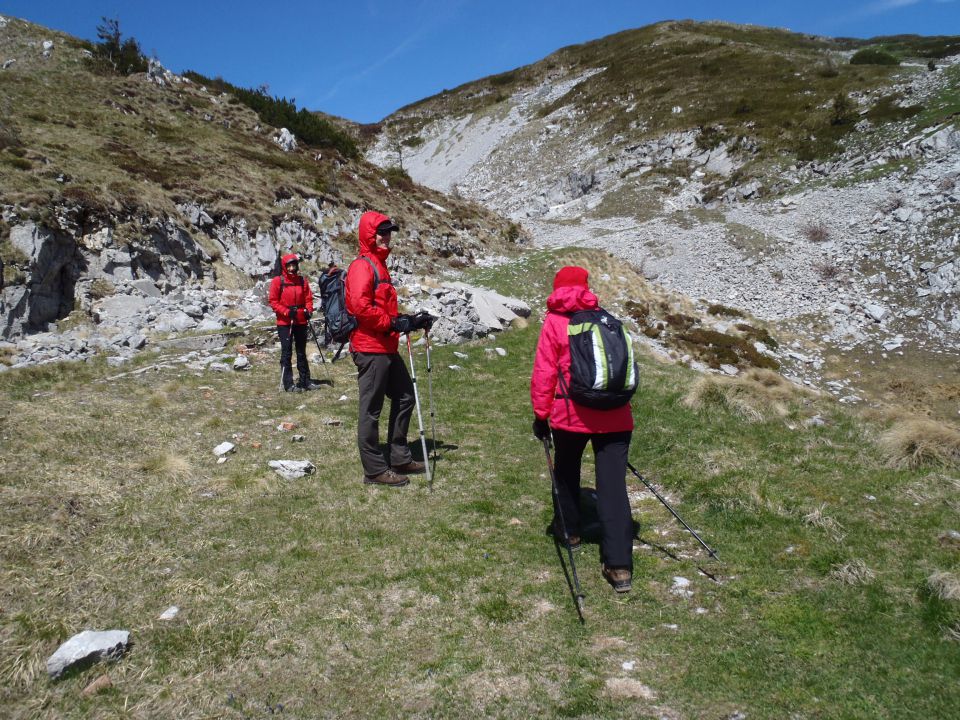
532, 417, 550, 441
288, 307, 297, 323
391, 314, 414, 334
413, 311, 436, 331
304, 310, 312, 321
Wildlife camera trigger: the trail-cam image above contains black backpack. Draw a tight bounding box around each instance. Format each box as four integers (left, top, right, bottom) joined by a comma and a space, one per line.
560, 307, 638, 410
318, 257, 380, 345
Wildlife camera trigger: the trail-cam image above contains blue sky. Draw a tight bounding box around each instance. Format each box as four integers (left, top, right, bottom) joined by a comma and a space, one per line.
2, 1, 957, 122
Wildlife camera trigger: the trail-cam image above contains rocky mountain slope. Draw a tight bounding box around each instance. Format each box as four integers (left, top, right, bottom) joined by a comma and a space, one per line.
365, 21, 960, 416
0, 15, 522, 367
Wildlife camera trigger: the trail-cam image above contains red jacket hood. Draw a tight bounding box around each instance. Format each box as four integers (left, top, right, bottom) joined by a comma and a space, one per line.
546, 285, 598, 314
280, 253, 302, 283
358, 211, 391, 262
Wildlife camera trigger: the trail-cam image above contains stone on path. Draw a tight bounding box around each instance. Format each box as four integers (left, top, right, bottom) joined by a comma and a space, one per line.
268, 460, 315, 479
213, 442, 235, 457
47, 630, 130, 679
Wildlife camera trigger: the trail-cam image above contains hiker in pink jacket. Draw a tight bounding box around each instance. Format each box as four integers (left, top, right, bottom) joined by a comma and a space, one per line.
531, 266, 635, 592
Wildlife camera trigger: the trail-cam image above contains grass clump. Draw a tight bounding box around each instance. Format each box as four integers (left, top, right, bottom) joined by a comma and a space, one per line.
682, 368, 804, 421
878, 417, 960, 468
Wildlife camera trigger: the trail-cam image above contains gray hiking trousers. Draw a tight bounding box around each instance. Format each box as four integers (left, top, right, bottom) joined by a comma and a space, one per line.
352, 351, 415, 476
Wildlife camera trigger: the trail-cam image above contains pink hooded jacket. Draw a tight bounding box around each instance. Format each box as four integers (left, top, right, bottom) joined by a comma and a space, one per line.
530, 278, 634, 434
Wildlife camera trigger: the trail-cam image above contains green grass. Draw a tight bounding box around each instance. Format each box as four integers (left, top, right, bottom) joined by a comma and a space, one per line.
1, 274, 958, 718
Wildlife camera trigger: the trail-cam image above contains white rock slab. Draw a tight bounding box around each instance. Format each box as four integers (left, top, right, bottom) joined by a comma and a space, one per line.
47, 630, 130, 679
268, 460, 315, 480
213, 442, 235, 457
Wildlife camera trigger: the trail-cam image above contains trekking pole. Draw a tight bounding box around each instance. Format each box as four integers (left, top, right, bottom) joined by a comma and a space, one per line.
542, 437, 585, 622
626, 462, 718, 559
306, 320, 327, 364
405, 333, 433, 492
424, 331, 438, 479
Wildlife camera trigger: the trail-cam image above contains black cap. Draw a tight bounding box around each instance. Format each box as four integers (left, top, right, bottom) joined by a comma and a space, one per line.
376, 219, 399, 234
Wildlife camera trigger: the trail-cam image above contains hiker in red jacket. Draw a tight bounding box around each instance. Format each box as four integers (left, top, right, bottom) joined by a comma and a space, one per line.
269, 253, 317, 393
345, 211, 433, 486
531, 266, 635, 592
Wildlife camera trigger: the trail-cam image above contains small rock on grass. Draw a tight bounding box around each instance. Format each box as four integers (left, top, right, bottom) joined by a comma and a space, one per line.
47, 630, 130, 679
268, 460, 315, 480
81, 674, 112, 696
213, 442, 235, 457
159, 606, 179, 620
276, 422, 297, 432
291, 434, 305, 442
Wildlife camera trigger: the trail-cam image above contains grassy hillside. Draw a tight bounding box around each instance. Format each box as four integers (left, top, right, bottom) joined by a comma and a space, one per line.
0, 16, 518, 272
2, 248, 958, 718
382, 21, 960, 167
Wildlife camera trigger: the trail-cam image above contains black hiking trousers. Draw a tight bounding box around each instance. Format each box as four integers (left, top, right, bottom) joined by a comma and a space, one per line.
551, 428, 634, 571
278, 324, 310, 390
352, 351, 415, 477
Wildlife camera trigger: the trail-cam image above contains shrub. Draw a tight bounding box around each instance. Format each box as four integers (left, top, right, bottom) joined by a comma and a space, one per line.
813, 260, 841, 281
707, 304, 744, 318
88, 278, 116, 300
850, 48, 900, 66
182, 71, 359, 159
4, 156, 31, 171
830, 93, 855, 126
801, 220, 830, 243
817, 59, 840, 78
383, 165, 414, 191
92, 17, 148, 76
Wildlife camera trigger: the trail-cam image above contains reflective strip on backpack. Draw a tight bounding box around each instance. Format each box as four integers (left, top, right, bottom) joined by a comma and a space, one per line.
568, 321, 609, 390
624, 327, 637, 390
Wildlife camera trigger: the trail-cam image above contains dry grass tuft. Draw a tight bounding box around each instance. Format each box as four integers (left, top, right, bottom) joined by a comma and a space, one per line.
878, 418, 960, 469
927, 571, 960, 602
803, 503, 846, 542
139, 452, 196, 482
682, 369, 806, 422
831, 559, 876, 585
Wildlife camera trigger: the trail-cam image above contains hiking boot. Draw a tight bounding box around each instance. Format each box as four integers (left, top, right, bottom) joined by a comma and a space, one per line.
300, 379, 324, 390
284, 385, 304, 393
392, 460, 426, 474
601, 565, 632, 593
363, 469, 410, 487
547, 522, 581, 550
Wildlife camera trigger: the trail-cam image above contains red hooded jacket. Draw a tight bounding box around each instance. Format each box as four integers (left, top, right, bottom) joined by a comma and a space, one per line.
531, 283, 634, 434
345, 211, 400, 353
269, 253, 314, 326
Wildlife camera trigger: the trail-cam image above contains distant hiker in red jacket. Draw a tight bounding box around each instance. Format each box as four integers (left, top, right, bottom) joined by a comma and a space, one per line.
345, 211, 433, 486
269, 253, 318, 393
531, 266, 635, 592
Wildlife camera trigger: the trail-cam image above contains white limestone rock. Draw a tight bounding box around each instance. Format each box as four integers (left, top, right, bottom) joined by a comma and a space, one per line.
273, 128, 297, 152
268, 459, 315, 480
46, 630, 130, 679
